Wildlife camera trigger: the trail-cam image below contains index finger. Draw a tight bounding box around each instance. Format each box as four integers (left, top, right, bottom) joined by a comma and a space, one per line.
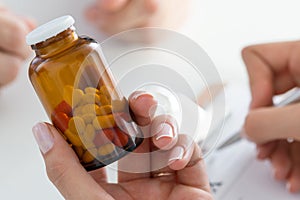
129, 91, 157, 126
116, 92, 156, 181
242, 42, 295, 109
244, 103, 300, 144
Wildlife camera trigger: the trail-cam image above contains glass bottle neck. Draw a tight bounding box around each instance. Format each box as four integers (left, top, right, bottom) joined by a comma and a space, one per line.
32, 27, 78, 58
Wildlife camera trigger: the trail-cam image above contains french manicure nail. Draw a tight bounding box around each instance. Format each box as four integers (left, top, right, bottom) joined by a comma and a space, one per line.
32, 123, 54, 154
168, 146, 184, 165
131, 91, 153, 100
155, 123, 173, 140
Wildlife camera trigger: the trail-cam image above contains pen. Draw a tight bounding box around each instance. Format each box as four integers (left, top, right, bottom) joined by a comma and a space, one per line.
217, 88, 300, 151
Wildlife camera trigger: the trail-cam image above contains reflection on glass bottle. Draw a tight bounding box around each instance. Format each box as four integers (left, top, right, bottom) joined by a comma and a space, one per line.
27, 15, 143, 171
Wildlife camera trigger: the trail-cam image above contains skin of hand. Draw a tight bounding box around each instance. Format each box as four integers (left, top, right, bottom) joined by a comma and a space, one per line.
32, 92, 212, 200
0, 5, 35, 87
242, 41, 300, 193
85, 0, 190, 36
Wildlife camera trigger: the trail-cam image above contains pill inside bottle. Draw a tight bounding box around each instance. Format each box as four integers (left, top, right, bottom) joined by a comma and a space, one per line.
26, 15, 143, 171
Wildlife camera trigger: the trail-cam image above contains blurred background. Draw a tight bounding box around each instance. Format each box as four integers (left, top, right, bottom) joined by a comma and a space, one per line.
1, 0, 300, 199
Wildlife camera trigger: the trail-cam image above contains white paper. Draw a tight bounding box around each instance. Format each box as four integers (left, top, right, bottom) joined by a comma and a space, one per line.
206, 84, 300, 200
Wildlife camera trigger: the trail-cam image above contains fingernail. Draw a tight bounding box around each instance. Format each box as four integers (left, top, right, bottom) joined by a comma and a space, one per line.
168, 146, 184, 165
155, 123, 173, 140
32, 123, 54, 154
131, 91, 153, 101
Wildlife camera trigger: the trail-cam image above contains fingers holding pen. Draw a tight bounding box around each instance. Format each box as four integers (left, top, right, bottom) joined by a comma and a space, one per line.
244, 103, 300, 144
241, 42, 300, 109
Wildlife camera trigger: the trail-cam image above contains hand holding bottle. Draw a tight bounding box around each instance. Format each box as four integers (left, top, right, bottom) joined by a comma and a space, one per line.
32, 92, 212, 200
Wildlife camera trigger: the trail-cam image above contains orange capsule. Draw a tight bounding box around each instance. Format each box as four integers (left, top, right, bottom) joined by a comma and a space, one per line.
82, 148, 97, 163
113, 128, 129, 147
51, 112, 70, 132
54, 100, 72, 116
74, 146, 84, 159
102, 129, 115, 141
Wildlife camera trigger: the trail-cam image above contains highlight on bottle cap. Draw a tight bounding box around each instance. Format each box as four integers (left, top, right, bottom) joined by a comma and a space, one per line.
26, 15, 75, 46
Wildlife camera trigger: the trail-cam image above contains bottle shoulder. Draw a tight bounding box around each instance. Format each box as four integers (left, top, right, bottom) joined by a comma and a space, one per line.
29, 37, 99, 74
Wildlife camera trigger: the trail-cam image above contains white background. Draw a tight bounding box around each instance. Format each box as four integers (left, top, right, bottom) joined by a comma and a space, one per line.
1, 0, 300, 199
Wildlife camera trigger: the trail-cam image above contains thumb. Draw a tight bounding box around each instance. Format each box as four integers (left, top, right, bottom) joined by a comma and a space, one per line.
244, 103, 300, 144
32, 122, 112, 200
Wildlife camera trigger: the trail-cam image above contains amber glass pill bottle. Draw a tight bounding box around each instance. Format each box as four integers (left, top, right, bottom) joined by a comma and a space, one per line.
26, 15, 143, 171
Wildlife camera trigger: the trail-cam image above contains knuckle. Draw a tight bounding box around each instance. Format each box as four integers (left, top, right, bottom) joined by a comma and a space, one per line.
46, 160, 68, 186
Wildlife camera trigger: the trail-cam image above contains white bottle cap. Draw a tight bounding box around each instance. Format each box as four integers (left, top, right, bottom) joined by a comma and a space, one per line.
26, 15, 75, 45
